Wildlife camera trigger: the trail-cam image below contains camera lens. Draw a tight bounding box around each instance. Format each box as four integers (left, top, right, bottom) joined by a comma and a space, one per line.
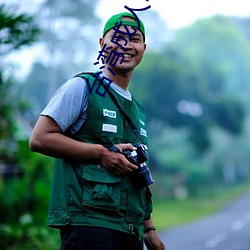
136, 164, 155, 188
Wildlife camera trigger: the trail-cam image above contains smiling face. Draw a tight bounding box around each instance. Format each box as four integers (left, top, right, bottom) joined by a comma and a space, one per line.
100, 17, 146, 75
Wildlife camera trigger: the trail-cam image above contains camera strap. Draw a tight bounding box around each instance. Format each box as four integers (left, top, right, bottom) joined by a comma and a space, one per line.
74, 72, 144, 144
106, 89, 144, 144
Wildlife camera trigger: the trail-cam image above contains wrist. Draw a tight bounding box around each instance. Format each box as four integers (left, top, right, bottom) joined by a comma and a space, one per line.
98, 144, 109, 160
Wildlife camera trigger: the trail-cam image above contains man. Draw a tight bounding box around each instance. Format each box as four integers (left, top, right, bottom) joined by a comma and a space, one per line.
29, 12, 165, 250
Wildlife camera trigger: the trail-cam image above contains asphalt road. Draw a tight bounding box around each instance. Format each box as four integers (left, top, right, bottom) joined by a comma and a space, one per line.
160, 192, 250, 250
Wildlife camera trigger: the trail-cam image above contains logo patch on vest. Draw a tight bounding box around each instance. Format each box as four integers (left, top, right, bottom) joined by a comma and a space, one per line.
140, 128, 147, 137
103, 109, 116, 118
140, 119, 145, 126
102, 124, 117, 133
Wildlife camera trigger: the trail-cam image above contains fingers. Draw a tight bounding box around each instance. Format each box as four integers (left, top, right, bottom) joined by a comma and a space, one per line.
115, 143, 137, 152
100, 145, 138, 175
108, 153, 138, 175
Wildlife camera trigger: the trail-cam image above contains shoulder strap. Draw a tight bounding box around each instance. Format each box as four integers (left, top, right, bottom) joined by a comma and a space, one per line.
74, 72, 144, 143
106, 90, 144, 144
74, 72, 94, 77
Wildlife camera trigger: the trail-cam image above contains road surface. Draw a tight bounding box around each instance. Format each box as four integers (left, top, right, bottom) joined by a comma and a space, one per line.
160, 192, 250, 250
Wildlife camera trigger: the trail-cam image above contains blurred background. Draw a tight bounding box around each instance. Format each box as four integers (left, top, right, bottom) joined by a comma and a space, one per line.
1, 0, 250, 249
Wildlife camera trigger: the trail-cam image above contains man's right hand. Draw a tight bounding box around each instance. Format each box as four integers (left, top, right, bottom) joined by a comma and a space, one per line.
99, 143, 138, 175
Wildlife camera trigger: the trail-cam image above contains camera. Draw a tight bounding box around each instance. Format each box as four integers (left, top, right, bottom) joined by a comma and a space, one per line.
123, 143, 154, 188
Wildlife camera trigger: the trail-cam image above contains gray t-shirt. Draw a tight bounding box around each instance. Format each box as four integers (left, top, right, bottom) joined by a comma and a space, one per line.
41, 75, 132, 134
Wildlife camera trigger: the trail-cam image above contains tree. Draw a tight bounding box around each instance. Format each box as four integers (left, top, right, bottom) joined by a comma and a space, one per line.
174, 15, 250, 98
132, 15, 249, 153
129, 15, 250, 195
0, 4, 39, 56
35, 0, 101, 99
17, 0, 101, 112
0, 3, 39, 161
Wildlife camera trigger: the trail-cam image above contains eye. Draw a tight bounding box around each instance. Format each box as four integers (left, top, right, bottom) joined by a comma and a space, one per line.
132, 38, 141, 42
114, 36, 121, 42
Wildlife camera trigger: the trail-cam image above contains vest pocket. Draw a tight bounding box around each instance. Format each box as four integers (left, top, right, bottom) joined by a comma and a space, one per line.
81, 164, 121, 211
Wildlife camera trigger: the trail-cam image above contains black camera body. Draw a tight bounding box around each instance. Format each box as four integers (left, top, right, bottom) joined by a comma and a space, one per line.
123, 143, 154, 188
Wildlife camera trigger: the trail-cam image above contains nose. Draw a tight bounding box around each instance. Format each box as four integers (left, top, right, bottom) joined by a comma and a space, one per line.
123, 39, 133, 50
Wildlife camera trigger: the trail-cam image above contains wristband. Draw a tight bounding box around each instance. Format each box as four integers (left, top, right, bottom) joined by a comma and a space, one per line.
144, 226, 156, 233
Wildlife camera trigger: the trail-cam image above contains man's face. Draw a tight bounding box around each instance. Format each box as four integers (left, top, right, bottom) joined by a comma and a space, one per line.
100, 18, 146, 74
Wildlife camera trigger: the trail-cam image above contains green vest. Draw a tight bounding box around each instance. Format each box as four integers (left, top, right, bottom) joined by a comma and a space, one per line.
47, 73, 152, 239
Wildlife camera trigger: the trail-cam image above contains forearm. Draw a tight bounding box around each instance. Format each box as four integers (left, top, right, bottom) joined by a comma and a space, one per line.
144, 218, 156, 231
30, 131, 105, 161
144, 217, 165, 249
29, 115, 138, 175
144, 218, 154, 228
29, 115, 106, 161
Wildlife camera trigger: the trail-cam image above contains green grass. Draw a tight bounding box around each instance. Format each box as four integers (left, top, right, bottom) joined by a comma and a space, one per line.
2, 183, 250, 249
152, 183, 250, 231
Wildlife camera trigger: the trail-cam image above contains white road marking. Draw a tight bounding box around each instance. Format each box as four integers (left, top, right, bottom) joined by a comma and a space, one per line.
244, 212, 250, 223
205, 216, 249, 249
230, 219, 245, 231
205, 233, 226, 249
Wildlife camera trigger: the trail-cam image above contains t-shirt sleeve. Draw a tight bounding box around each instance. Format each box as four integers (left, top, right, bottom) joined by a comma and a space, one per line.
41, 77, 88, 133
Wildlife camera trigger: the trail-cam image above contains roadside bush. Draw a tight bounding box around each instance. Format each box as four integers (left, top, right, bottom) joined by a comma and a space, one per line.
0, 140, 58, 249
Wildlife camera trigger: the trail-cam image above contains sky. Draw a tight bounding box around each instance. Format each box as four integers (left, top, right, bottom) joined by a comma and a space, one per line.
1, 0, 250, 29
97, 0, 250, 29
2, 0, 250, 78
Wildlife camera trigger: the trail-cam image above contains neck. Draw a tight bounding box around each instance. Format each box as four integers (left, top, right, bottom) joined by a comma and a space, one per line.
103, 68, 133, 90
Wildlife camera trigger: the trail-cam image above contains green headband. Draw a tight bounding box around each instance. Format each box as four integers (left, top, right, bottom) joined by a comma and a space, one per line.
103, 12, 145, 41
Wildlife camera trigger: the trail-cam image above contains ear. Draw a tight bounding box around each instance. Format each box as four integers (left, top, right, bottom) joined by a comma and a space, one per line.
99, 37, 104, 48
144, 43, 147, 51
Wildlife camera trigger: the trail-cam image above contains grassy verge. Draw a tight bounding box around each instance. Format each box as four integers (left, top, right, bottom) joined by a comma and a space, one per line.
151, 183, 250, 232
3, 183, 249, 249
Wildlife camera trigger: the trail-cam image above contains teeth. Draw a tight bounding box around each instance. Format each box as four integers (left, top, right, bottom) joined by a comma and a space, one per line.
123, 54, 132, 58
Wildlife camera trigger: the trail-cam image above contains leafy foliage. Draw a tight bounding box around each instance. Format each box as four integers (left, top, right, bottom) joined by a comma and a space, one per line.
211, 96, 245, 134
37, 0, 100, 70
0, 3, 39, 160
132, 15, 249, 153
0, 4, 39, 55
130, 15, 250, 198
20, 0, 102, 110
0, 75, 18, 161
0, 141, 57, 249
